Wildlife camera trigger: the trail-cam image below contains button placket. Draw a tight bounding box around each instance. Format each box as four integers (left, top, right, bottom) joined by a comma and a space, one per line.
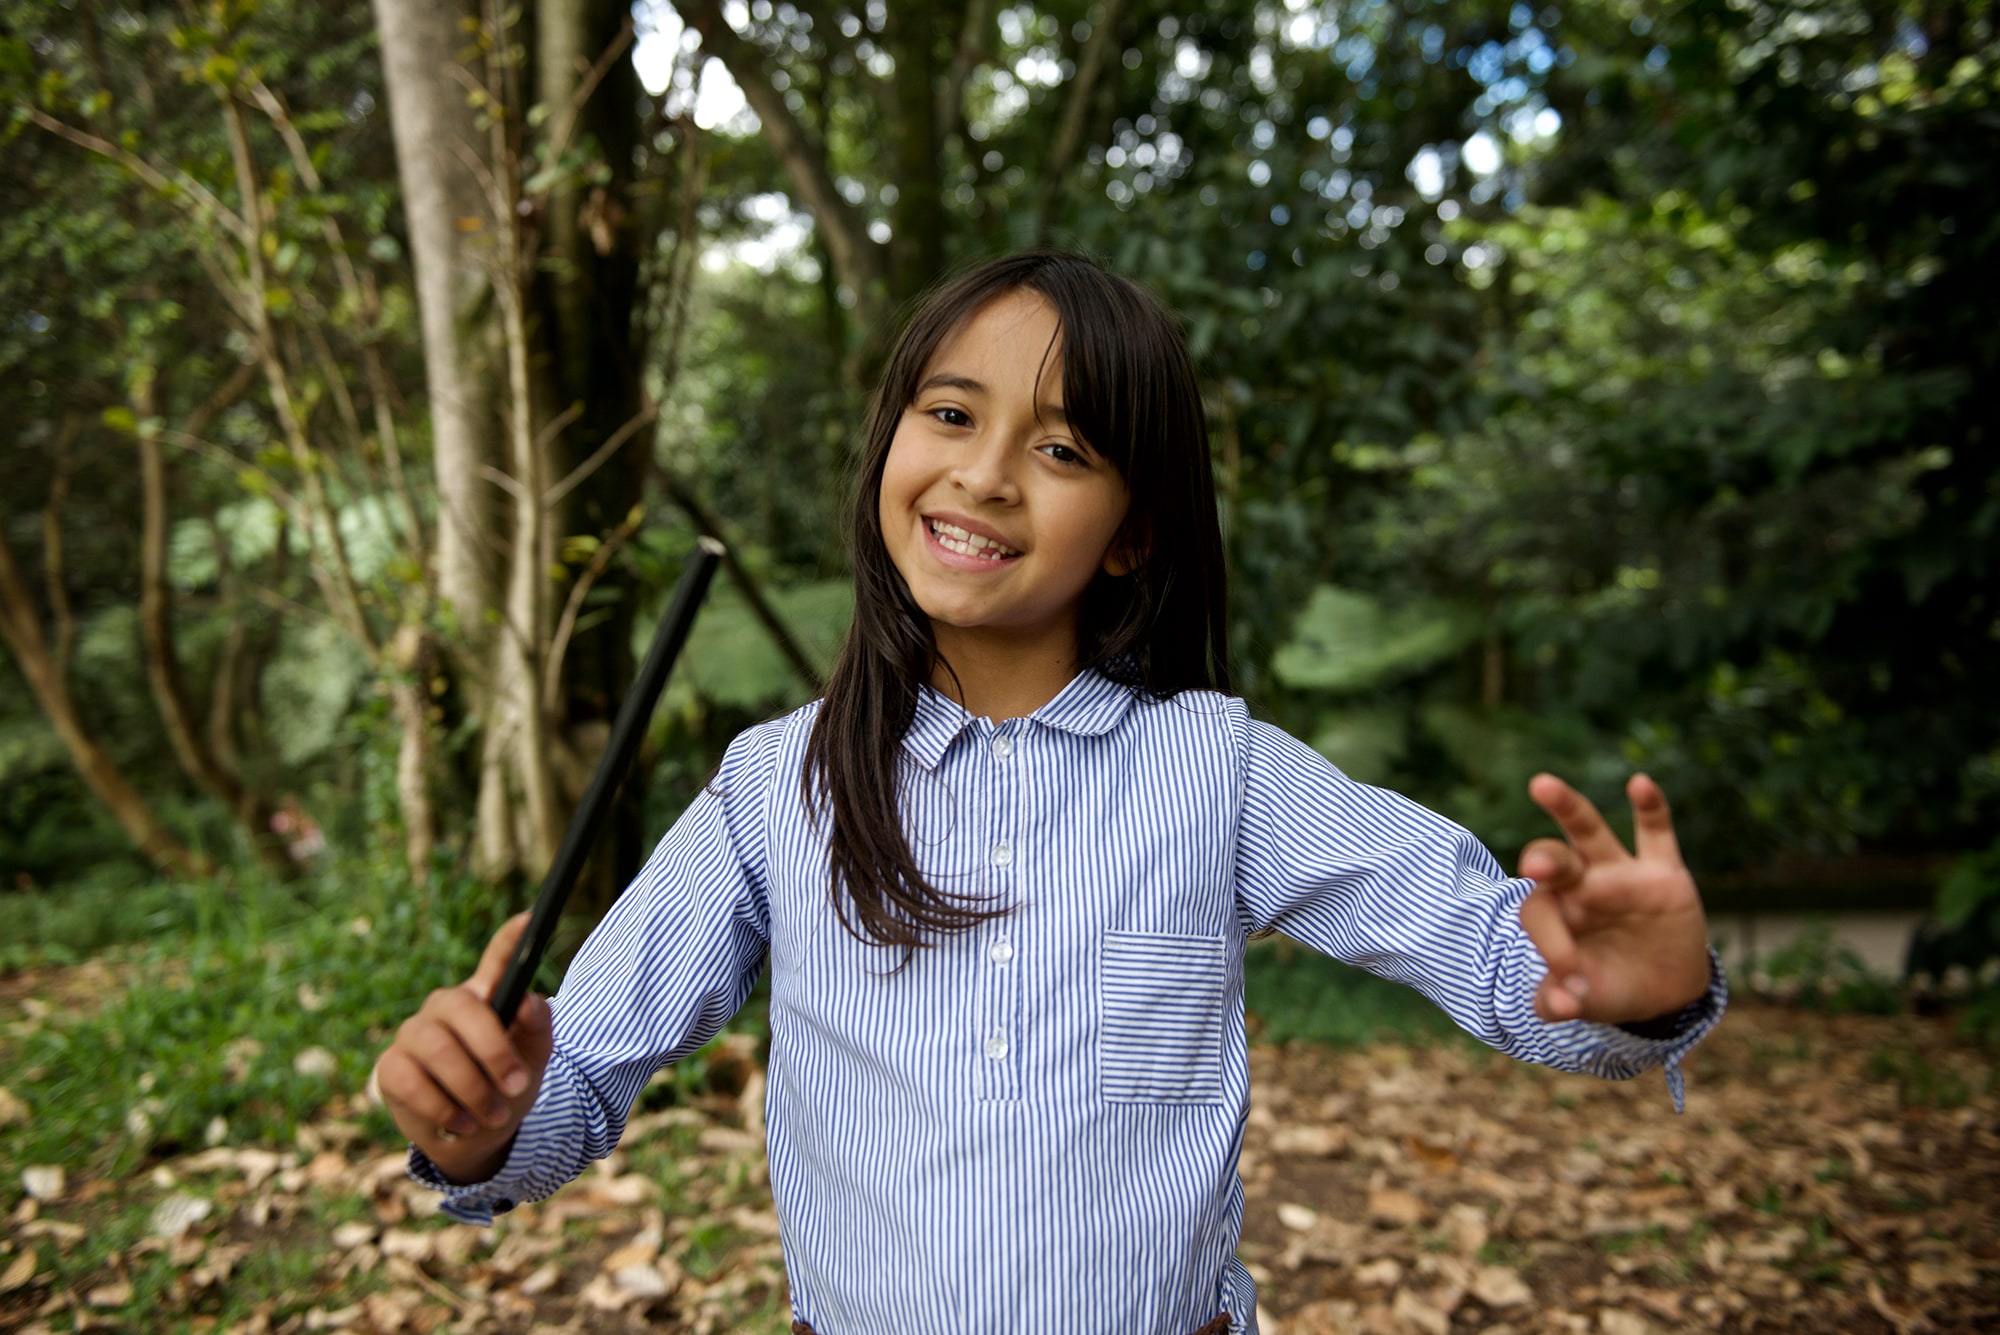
977, 723, 1021, 1101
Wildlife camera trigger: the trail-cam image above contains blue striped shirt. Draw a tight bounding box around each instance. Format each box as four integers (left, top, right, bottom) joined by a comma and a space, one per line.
418, 670, 1724, 1333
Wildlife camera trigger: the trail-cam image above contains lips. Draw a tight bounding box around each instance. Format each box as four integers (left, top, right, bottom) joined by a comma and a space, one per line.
927, 517, 1021, 560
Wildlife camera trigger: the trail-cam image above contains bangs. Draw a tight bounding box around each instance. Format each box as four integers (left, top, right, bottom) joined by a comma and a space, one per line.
1038, 270, 1183, 484
870, 253, 1198, 499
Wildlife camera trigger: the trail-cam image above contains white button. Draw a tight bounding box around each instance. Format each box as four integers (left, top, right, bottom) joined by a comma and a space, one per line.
984, 1033, 1009, 1060
992, 734, 1014, 758
991, 841, 1013, 867
990, 938, 1014, 964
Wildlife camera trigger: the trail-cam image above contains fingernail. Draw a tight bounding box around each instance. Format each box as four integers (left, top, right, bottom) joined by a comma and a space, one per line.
503, 1070, 528, 1096
1563, 974, 1590, 999
449, 1113, 479, 1136
486, 1099, 510, 1124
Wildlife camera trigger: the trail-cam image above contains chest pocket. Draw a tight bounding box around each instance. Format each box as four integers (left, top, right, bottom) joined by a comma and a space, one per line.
1098, 930, 1226, 1105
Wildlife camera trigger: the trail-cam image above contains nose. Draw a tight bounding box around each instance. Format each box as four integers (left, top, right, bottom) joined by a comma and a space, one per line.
947, 432, 1019, 504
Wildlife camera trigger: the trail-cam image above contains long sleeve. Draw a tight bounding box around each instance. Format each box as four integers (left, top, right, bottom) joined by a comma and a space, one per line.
415, 721, 781, 1224
1232, 717, 1723, 1106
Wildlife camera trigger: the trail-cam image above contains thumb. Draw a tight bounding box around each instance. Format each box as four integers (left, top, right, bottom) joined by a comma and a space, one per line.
510, 991, 555, 1072
469, 911, 532, 1005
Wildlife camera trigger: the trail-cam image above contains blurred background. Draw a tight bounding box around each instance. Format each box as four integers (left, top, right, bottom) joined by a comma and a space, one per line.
4, 5, 1999, 1328
3, 0, 1996, 1016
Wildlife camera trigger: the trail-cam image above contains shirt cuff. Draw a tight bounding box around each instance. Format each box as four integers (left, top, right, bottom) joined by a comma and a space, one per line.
1585, 949, 1728, 1112
405, 1132, 535, 1227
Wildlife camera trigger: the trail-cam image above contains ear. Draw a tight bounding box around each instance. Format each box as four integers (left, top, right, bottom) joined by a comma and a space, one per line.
1102, 516, 1151, 577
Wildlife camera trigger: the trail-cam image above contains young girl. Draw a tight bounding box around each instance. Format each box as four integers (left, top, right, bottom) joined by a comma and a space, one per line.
376, 250, 1723, 1335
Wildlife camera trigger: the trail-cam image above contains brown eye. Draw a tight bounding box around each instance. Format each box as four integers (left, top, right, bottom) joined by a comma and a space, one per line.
1040, 442, 1087, 466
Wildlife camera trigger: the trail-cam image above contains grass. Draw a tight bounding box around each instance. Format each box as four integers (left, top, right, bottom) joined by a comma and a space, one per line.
1864, 1044, 1977, 1109
0, 856, 529, 1180
1, 868, 213, 971
0, 856, 781, 1331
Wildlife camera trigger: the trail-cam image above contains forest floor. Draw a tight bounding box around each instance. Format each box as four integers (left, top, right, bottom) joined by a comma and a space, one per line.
2, 994, 1996, 1334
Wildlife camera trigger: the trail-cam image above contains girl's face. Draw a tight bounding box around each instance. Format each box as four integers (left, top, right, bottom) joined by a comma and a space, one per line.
878, 290, 1133, 674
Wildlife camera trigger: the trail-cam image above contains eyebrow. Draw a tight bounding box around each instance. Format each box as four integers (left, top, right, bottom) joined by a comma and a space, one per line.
913, 373, 1070, 423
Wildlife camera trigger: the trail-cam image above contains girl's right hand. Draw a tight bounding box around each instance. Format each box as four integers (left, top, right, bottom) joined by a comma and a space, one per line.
374, 912, 554, 1184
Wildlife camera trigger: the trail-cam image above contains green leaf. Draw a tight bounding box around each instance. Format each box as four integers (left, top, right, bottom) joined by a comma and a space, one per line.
1272, 585, 1480, 694
1937, 845, 2000, 928
100, 406, 138, 434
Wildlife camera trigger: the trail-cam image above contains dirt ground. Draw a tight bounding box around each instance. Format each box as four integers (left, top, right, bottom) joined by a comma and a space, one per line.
4, 999, 1996, 1334
1235, 999, 1998, 1334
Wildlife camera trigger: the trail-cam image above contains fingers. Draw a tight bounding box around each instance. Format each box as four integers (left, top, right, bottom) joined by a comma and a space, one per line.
1527, 773, 1629, 866
376, 1046, 482, 1141
1518, 887, 1589, 1022
377, 922, 547, 1142
1626, 772, 1683, 866
397, 991, 528, 1122
469, 912, 533, 1009
1517, 836, 1581, 892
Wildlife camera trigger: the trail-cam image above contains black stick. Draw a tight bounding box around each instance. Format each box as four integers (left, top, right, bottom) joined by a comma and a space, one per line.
490, 536, 726, 1024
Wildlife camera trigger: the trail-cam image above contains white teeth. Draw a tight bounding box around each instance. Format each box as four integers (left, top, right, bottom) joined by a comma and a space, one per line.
929, 520, 1019, 560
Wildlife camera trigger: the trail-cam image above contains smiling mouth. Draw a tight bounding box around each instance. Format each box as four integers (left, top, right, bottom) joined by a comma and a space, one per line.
928, 519, 1021, 560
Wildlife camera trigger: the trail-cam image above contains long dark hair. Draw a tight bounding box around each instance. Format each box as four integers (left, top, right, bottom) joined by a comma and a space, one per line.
803, 250, 1231, 949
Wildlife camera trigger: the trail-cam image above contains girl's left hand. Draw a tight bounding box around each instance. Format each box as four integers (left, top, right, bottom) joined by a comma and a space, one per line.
1516, 772, 1713, 1027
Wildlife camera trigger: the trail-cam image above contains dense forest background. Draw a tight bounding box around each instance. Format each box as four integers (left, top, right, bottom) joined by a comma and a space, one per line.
3, 0, 1996, 942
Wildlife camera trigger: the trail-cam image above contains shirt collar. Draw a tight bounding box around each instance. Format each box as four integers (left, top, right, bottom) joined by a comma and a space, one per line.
901, 668, 1138, 770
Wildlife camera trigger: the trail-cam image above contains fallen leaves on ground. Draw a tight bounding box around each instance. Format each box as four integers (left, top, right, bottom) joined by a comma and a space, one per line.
0, 1002, 1994, 1333
1239, 1001, 1999, 1334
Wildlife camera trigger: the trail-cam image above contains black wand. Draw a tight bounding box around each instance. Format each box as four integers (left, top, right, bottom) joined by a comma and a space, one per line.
489, 535, 726, 1024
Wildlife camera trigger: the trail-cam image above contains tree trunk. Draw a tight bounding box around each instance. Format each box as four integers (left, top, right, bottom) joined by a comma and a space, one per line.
881, 6, 946, 304
373, 0, 529, 879
0, 528, 208, 878
371, 0, 507, 635
532, 0, 650, 903
134, 373, 292, 874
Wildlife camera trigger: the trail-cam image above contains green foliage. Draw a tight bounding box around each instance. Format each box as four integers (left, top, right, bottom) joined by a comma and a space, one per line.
1937, 840, 2000, 930
0, 855, 514, 1181
4, 0, 1994, 921
1305, 705, 1408, 786
1273, 585, 1479, 694
666, 578, 853, 716
1925, 838, 2000, 1043
1244, 936, 1472, 1049
259, 618, 370, 767
1, 866, 194, 970
1758, 923, 1902, 1015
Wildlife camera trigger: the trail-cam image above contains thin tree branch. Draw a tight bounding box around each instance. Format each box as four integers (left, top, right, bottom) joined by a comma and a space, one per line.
533, 400, 586, 456
1036, 0, 1129, 237
218, 89, 378, 653
42, 414, 81, 677
543, 12, 637, 164
305, 320, 369, 452
243, 76, 430, 578
23, 105, 253, 246
679, 0, 884, 319
477, 464, 533, 505
545, 398, 658, 507
541, 505, 644, 715
648, 459, 824, 694
187, 358, 262, 437
938, 0, 995, 143
0, 504, 208, 876
155, 426, 302, 515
